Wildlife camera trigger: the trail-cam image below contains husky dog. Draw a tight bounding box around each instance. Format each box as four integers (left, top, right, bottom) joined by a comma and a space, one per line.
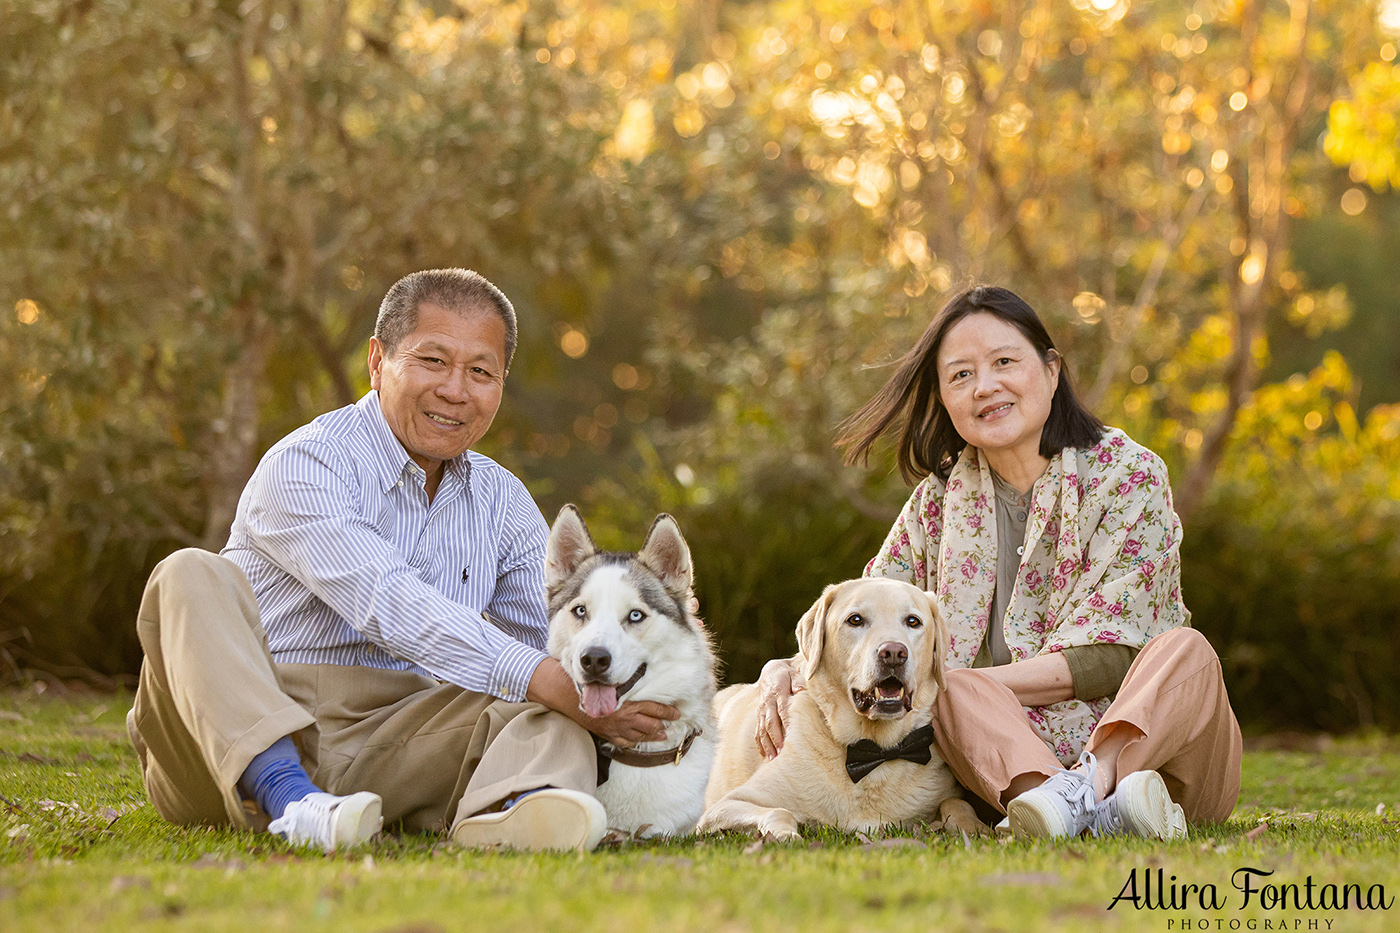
544, 505, 717, 837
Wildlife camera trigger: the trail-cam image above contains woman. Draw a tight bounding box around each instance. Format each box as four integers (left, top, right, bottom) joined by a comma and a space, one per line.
757, 285, 1241, 840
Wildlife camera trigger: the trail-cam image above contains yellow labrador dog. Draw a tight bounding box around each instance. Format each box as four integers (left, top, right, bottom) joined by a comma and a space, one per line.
698, 578, 983, 841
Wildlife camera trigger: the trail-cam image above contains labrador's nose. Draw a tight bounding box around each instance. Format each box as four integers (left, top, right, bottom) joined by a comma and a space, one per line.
877, 642, 908, 668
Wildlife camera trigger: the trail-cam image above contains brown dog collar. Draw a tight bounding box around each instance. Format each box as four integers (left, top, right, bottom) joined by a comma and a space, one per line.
597, 729, 702, 778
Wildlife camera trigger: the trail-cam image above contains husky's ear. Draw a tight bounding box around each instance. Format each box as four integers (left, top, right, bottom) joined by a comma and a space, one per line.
546, 504, 596, 588
925, 589, 949, 692
796, 584, 840, 682
637, 513, 692, 598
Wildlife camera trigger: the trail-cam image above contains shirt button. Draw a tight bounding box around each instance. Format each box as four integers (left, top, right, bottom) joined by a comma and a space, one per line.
1016, 545, 1025, 556
396, 480, 403, 487
1017, 511, 1027, 521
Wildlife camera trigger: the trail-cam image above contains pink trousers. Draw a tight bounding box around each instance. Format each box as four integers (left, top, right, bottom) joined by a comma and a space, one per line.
932, 627, 1242, 822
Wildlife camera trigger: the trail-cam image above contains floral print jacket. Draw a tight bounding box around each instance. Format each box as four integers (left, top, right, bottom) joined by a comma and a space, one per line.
865, 427, 1189, 765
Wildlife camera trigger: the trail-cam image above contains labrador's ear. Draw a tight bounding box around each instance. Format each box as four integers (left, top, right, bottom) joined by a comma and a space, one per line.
796, 584, 841, 682
637, 513, 693, 599
546, 504, 596, 590
925, 589, 949, 692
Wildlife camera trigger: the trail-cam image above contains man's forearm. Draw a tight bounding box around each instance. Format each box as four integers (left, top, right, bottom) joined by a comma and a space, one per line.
525, 657, 587, 725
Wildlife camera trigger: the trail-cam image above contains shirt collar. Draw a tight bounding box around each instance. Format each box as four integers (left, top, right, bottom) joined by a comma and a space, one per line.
357, 391, 472, 495
989, 467, 1031, 506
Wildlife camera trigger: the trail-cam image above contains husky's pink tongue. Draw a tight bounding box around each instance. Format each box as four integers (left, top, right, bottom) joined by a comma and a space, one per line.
580, 683, 618, 718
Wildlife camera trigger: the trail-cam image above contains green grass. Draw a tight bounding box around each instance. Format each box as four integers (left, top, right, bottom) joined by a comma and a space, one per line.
3, 689, 1400, 932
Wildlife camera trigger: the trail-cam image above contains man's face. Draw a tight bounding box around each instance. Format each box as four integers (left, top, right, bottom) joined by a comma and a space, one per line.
368, 301, 507, 480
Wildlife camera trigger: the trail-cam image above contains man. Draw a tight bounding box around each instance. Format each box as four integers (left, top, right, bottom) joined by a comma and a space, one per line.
127, 268, 676, 852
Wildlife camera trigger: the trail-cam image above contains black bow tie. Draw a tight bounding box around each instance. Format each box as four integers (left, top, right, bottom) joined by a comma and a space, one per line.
844, 723, 938, 783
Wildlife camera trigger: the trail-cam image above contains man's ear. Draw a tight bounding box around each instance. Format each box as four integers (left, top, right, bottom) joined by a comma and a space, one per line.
796, 584, 840, 682
368, 337, 385, 391
545, 504, 596, 590
925, 590, 949, 692
637, 513, 693, 599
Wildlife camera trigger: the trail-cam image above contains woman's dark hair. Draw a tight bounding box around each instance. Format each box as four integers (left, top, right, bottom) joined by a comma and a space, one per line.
837, 285, 1105, 483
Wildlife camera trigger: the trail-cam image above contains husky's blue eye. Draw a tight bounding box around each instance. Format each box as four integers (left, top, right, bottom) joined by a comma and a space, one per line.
626, 609, 646, 624
571, 604, 587, 619
845, 613, 864, 627
905, 615, 923, 628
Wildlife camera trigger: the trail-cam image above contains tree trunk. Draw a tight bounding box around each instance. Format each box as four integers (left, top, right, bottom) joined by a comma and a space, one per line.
201, 308, 272, 551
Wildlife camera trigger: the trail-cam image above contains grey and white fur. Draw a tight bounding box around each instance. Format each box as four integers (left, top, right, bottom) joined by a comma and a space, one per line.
544, 505, 717, 837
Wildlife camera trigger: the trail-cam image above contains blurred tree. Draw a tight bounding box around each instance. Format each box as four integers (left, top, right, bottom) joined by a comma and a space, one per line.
0, 0, 681, 672
2, 0, 1398, 724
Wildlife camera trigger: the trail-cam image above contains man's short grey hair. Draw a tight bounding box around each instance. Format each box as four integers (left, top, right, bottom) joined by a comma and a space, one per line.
374, 269, 518, 367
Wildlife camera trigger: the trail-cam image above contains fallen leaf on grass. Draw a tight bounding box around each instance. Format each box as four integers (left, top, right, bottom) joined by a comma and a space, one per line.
596, 830, 632, 850
742, 839, 765, 855
18, 753, 58, 766
0, 711, 25, 722
1245, 823, 1269, 841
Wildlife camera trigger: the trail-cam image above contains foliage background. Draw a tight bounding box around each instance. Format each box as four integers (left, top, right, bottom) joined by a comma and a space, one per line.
1, 0, 1398, 731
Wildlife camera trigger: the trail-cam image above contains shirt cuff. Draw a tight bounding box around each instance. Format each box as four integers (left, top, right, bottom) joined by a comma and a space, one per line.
488, 641, 550, 702
1063, 644, 1140, 701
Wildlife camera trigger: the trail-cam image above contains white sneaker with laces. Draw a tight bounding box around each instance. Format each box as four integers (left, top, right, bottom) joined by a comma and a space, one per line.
267, 791, 383, 852
451, 788, 607, 853
1089, 769, 1188, 840
1006, 753, 1101, 840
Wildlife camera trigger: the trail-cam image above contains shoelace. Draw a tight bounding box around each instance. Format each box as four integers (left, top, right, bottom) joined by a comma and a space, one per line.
1039, 752, 1100, 833
1089, 796, 1124, 838
267, 793, 335, 845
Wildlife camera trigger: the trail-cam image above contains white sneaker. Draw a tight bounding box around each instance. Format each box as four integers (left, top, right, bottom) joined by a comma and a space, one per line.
451, 788, 607, 853
267, 791, 383, 852
1006, 753, 1101, 839
1090, 770, 1188, 840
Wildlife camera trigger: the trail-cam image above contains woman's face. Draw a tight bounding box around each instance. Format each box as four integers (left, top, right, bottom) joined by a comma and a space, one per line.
935, 312, 1061, 465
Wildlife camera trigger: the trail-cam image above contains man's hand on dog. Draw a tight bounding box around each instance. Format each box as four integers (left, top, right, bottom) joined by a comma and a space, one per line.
583, 700, 679, 747
528, 658, 679, 746
755, 656, 805, 760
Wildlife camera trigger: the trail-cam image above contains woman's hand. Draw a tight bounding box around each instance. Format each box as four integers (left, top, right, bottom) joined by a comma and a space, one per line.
755, 657, 805, 760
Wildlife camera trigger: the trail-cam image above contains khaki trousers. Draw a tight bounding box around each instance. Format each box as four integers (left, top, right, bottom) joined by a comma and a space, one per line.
126, 548, 596, 834
932, 627, 1242, 823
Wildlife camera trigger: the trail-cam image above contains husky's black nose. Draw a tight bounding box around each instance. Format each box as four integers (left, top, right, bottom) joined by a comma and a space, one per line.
580, 647, 612, 679
877, 642, 908, 668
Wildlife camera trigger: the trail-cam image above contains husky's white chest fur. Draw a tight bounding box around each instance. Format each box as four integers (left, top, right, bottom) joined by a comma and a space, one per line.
544, 506, 718, 838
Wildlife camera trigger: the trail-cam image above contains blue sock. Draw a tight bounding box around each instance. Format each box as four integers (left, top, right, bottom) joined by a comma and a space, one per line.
236, 736, 322, 821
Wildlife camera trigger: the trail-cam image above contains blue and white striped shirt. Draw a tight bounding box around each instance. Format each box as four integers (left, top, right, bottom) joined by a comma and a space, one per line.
222, 391, 549, 701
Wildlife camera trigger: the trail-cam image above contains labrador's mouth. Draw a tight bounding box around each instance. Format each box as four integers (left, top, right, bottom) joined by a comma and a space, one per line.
851, 676, 913, 718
